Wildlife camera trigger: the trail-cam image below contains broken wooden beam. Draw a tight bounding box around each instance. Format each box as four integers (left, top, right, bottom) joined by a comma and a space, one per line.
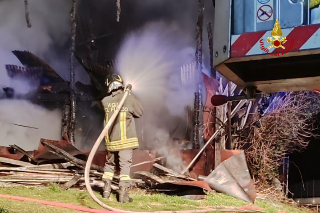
153, 163, 195, 181
0, 178, 72, 183
25, 162, 74, 170
0, 167, 74, 175
62, 174, 82, 190
10, 144, 33, 160
134, 171, 165, 187
131, 156, 164, 168
41, 141, 104, 172
0, 157, 34, 167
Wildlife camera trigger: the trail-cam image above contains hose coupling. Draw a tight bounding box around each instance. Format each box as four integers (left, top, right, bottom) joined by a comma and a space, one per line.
125, 84, 132, 92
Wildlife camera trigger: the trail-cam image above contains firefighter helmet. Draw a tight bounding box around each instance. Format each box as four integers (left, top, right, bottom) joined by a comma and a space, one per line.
106, 74, 123, 93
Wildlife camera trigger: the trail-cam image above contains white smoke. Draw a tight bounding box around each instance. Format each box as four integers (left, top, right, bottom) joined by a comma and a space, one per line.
0, 0, 72, 149
157, 145, 184, 173
116, 22, 198, 155
0, 0, 71, 91
0, 100, 61, 150
154, 129, 185, 172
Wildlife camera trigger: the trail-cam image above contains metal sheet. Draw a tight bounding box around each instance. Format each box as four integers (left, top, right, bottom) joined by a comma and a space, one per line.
212, 0, 232, 67
33, 139, 86, 163
279, 0, 308, 28
230, 24, 320, 58
233, 0, 277, 34
0, 146, 24, 160
205, 151, 256, 203
221, 149, 242, 162
84, 151, 107, 168
167, 149, 243, 178
233, 0, 307, 34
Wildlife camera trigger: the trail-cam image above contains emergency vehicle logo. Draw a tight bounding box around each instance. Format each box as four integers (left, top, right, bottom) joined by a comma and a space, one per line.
259, 19, 294, 57
267, 19, 287, 50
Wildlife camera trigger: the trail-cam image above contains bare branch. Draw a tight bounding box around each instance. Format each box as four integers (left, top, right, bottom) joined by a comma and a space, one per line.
24, 0, 31, 28
116, 0, 121, 22
234, 92, 320, 183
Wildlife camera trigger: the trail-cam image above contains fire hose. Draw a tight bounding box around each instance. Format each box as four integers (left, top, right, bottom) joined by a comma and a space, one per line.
84, 84, 236, 213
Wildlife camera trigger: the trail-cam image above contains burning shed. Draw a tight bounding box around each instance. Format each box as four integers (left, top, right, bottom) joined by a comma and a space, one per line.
0, 0, 263, 212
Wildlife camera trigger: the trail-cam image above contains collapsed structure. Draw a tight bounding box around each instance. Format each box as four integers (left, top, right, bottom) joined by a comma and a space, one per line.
1, 0, 320, 210
0, 44, 256, 205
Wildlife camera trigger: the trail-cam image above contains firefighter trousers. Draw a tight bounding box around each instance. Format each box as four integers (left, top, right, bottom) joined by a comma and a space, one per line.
103, 149, 133, 187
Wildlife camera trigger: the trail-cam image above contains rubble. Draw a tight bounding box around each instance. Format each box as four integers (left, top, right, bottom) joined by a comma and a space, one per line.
0, 137, 256, 203
0, 50, 258, 202
0, 53, 259, 202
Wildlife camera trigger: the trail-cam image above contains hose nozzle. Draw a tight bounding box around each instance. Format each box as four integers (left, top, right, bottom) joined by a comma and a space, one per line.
125, 84, 132, 91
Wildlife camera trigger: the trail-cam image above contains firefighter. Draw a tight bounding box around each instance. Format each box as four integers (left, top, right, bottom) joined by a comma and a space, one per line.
101, 74, 143, 203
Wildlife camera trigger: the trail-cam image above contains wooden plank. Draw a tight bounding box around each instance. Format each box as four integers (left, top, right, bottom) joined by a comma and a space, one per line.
215, 97, 223, 168
153, 163, 195, 181
25, 162, 73, 170
10, 145, 33, 160
0, 167, 73, 175
0, 157, 34, 167
207, 22, 215, 78
62, 174, 82, 189
131, 157, 164, 168
240, 101, 252, 129
0, 176, 72, 180
226, 82, 232, 149
0, 179, 71, 183
214, 135, 222, 169
134, 171, 165, 187
41, 141, 104, 172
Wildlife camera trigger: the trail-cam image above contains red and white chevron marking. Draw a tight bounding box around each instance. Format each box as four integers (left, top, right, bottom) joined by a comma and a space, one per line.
231, 24, 320, 58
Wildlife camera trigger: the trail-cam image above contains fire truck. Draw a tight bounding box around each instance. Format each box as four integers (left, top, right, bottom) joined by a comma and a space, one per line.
212, 0, 320, 97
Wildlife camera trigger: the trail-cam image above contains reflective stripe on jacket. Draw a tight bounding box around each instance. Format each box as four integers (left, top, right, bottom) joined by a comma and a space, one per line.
101, 91, 143, 151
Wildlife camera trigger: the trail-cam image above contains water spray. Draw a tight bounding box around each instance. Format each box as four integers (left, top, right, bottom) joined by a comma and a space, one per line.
83, 21, 215, 213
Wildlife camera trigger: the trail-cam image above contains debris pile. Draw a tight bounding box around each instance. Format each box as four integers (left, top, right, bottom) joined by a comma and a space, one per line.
0, 138, 256, 203
0, 139, 102, 189
0, 138, 209, 196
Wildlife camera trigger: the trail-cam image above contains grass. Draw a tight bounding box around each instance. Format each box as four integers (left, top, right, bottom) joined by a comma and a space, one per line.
0, 183, 312, 213
0, 198, 81, 213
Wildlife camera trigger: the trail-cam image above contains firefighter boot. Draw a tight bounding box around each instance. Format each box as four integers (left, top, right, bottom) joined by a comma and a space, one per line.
119, 186, 133, 203
103, 179, 112, 199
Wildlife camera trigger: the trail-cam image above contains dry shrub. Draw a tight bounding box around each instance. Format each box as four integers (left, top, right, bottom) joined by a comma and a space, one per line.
235, 91, 320, 184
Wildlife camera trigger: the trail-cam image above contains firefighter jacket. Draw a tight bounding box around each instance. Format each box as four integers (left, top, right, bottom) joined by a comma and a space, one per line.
101, 90, 143, 151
